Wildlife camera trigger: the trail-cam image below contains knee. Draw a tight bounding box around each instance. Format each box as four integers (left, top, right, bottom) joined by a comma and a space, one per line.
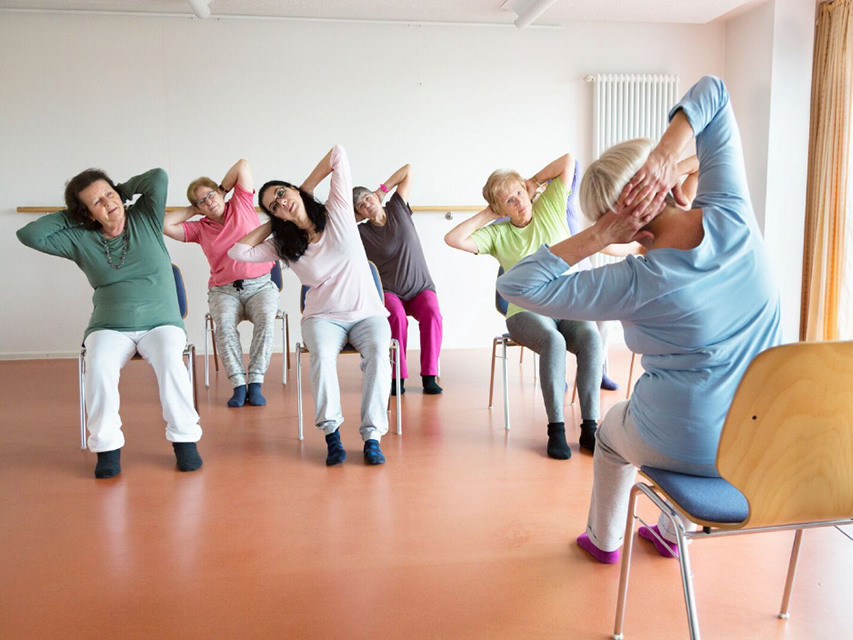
577, 326, 604, 357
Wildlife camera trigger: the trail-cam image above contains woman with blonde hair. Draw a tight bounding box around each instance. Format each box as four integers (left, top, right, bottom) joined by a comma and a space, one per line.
163, 159, 278, 408
445, 153, 603, 460
498, 76, 781, 562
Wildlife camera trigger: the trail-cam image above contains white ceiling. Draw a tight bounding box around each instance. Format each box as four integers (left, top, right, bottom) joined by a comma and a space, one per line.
0, 0, 763, 25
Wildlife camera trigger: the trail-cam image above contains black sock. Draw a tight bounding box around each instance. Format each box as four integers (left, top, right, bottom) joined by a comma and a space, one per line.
247, 383, 266, 406
422, 375, 443, 395
363, 439, 386, 465
325, 429, 347, 466
173, 442, 203, 472
580, 420, 598, 453
227, 385, 247, 408
547, 422, 571, 460
391, 378, 406, 396
95, 449, 121, 478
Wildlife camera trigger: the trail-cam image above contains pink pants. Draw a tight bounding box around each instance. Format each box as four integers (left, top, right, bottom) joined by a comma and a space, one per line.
384, 289, 442, 379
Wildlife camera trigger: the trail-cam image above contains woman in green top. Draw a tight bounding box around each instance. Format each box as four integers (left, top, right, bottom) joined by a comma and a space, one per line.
445, 153, 603, 460
17, 168, 203, 479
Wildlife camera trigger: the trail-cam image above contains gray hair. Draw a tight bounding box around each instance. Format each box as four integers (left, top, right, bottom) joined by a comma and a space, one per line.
579, 138, 654, 222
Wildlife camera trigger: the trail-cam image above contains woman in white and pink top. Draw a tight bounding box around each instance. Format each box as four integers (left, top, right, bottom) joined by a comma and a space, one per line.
229, 145, 391, 466
163, 159, 278, 409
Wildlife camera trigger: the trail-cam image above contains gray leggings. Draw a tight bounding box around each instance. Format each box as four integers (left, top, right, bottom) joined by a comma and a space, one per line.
505, 311, 602, 423
208, 274, 279, 387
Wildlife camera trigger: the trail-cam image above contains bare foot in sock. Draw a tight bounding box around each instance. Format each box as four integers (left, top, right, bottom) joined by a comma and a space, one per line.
576, 533, 620, 564
638, 525, 679, 558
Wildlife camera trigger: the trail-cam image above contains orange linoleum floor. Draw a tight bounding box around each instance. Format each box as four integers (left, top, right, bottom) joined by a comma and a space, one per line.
0, 348, 851, 640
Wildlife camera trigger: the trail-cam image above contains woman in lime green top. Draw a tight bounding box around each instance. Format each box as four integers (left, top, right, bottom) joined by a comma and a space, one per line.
17, 168, 203, 479
445, 153, 603, 460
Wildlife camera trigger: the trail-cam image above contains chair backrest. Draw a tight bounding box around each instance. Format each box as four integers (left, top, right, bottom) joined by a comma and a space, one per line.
269, 261, 283, 293
172, 263, 188, 319
300, 261, 384, 314
716, 340, 853, 529
495, 266, 509, 317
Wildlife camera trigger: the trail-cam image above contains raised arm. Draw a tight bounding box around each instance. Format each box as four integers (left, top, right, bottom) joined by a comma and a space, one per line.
376, 163, 412, 203
220, 158, 253, 193
227, 221, 279, 263
300, 147, 335, 196
162, 206, 198, 242
16, 209, 78, 259
115, 168, 168, 217
530, 153, 574, 192
444, 207, 503, 254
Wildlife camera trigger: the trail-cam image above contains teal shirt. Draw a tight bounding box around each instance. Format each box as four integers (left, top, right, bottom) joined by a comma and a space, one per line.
17, 168, 184, 340
470, 178, 571, 318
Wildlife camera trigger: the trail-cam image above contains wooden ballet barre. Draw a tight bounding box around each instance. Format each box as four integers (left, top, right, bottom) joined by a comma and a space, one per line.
18, 205, 483, 214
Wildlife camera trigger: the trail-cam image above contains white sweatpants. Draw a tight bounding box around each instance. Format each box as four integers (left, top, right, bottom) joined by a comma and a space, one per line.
84, 326, 202, 452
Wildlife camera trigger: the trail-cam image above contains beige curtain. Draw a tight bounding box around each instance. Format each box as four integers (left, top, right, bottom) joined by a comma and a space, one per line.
801, 0, 853, 341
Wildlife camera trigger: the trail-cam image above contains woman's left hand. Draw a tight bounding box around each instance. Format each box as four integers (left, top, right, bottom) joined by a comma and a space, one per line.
594, 195, 662, 245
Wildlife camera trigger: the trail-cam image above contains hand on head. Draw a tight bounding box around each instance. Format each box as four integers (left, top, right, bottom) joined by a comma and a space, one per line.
596, 192, 664, 245
621, 149, 689, 210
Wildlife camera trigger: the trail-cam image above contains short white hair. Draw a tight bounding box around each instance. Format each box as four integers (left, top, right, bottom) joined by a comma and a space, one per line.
579, 138, 654, 222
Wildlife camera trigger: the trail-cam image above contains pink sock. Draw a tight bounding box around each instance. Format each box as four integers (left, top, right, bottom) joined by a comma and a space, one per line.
638, 525, 679, 558
576, 532, 620, 564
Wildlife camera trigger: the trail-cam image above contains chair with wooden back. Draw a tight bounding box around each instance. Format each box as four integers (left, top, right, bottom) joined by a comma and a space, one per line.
613, 340, 853, 639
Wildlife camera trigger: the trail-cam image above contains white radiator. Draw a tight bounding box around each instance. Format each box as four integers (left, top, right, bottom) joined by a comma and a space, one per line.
589, 73, 679, 268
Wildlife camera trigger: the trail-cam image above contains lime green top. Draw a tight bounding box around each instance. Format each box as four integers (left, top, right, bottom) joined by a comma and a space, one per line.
16, 168, 184, 340
470, 178, 571, 317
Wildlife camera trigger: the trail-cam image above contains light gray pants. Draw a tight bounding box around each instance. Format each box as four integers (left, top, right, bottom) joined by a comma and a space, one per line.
586, 400, 719, 551
505, 311, 603, 423
208, 274, 279, 388
301, 315, 392, 442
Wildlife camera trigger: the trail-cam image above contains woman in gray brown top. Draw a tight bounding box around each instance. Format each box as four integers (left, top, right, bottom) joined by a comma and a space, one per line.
353, 164, 443, 395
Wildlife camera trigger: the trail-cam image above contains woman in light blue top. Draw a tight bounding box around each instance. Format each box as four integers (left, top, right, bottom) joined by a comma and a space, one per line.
497, 76, 782, 562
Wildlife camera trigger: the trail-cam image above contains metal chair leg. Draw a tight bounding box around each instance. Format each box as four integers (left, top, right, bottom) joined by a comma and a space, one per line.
489, 338, 498, 408
78, 348, 87, 450
286, 314, 291, 372
626, 352, 636, 400
393, 339, 402, 435
674, 520, 701, 640
571, 371, 578, 406
613, 484, 642, 640
188, 344, 198, 410
280, 313, 287, 385
502, 338, 510, 430
204, 313, 211, 388
295, 344, 304, 441
779, 529, 804, 618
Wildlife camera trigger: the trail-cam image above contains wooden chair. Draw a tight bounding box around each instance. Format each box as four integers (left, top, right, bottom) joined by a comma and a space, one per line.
293, 261, 402, 441
204, 261, 290, 387
78, 264, 198, 450
612, 341, 853, 639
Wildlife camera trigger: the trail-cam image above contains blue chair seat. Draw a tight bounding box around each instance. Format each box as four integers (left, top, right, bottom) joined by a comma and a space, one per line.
640, 466, 749, 524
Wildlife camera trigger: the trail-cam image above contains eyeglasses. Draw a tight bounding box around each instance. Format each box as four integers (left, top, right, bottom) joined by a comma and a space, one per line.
194, 190, 217, 208
269, 187, 289, 213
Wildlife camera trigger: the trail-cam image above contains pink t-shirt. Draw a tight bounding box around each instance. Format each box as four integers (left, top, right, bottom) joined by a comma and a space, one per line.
183, 184, 274, 288
228, 146, 388, 323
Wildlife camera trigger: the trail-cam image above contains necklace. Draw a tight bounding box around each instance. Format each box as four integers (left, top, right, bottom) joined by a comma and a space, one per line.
100, 227, 129, 269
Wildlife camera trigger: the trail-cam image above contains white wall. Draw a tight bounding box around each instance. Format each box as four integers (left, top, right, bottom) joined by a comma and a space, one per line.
724, 0, 816, 343
0, 12, 726, 357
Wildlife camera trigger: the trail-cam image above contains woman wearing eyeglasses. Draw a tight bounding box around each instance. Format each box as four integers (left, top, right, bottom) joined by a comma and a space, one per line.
228, 146, 392, 466
163, 160, 278, 408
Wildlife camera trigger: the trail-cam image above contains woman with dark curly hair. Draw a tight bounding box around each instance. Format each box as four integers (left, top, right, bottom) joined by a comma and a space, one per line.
16, 168, 203, 479
229, 145, 391, 466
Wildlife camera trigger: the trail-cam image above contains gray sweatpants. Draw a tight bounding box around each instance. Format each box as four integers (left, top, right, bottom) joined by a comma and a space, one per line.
208, 273, 279, 388
505, 311, 602, 423
586, 400, 719, 551
301, 315, 392, 442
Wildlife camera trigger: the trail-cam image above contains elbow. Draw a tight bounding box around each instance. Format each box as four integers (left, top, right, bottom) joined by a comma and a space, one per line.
444, 232, 457, 250
496, 273, 524, 302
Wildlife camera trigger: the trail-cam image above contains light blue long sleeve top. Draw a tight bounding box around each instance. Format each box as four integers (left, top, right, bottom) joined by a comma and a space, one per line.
497, 76, 782, 466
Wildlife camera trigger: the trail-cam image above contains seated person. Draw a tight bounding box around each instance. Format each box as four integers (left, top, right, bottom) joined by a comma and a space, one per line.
353, 162, 443, 396
229, 146, 391, 467
445, 152, 603, 460
163, 159, 278, 408
17, 168, 203, 478
497, 76, 781, 561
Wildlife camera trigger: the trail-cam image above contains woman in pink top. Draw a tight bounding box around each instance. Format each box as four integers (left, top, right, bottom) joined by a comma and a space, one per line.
163, 159, 278, 408
229, 146, 391, 467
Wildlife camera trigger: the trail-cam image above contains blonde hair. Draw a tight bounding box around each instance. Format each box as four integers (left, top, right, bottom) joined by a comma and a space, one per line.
482, 169, 525, 216
186, 176, 219, 205
579, 138, 654, 222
